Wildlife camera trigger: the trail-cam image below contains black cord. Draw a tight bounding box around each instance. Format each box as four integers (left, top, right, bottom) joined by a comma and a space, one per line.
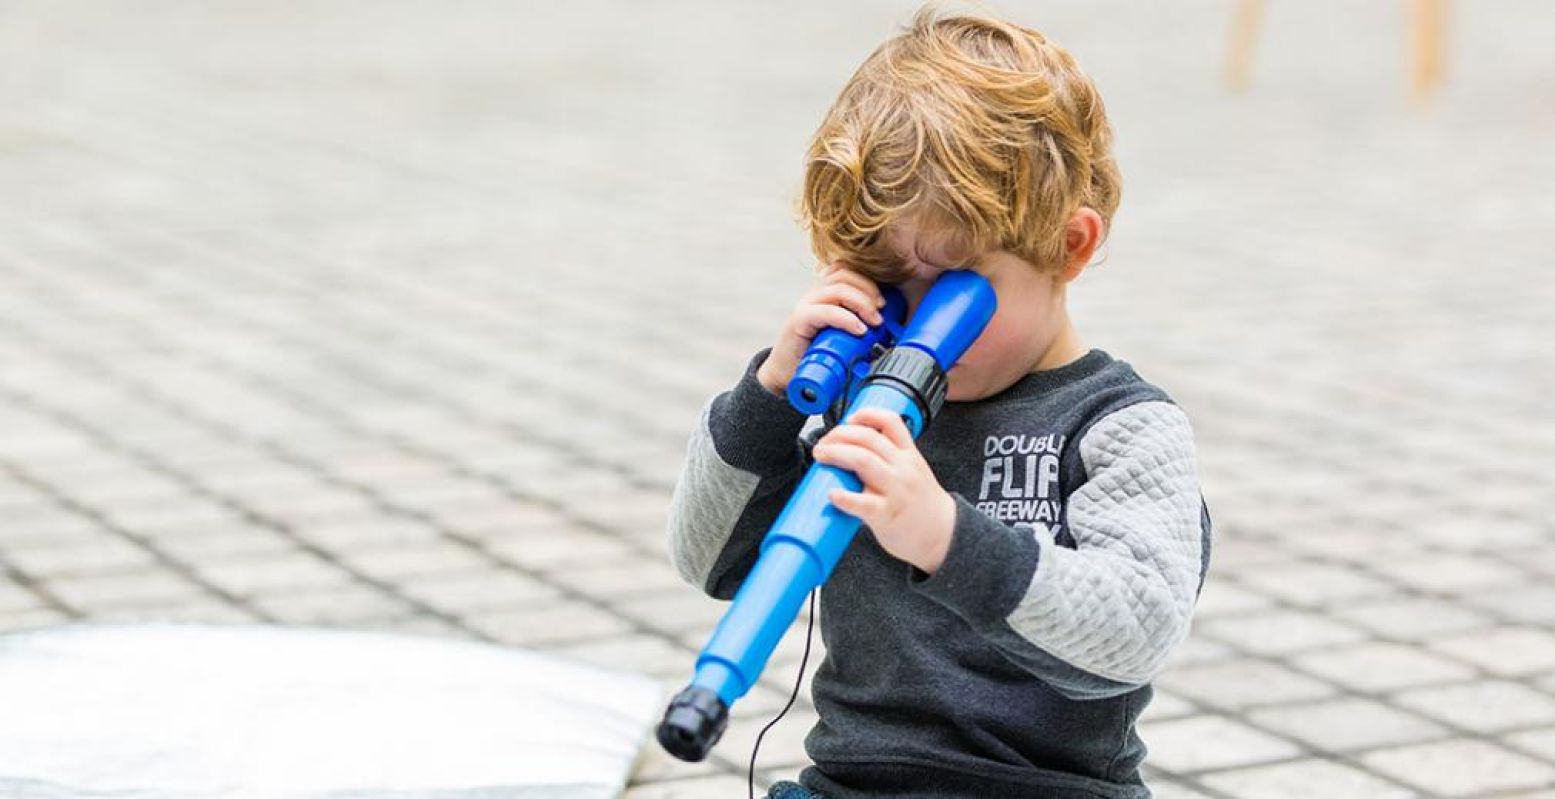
749, 587, 819, 799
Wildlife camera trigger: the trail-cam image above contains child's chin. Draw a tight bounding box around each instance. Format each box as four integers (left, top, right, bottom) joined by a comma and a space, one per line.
945, 372, 977, 402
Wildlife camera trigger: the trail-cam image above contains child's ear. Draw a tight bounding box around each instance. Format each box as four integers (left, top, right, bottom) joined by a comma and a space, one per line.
1060, 207, 1104, 282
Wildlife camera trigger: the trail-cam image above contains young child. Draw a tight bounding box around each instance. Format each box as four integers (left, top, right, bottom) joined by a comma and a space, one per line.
666, 7, 1211, 798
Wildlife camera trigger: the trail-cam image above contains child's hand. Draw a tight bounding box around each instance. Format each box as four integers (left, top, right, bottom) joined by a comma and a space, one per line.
757, 265, 887, 397
812, 407, 956, 575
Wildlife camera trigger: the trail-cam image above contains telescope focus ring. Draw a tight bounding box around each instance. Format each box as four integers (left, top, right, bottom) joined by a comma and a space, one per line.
860, 347, 949, 423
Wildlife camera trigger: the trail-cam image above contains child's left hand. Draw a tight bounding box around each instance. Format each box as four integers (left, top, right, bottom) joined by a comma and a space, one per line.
812, 407, 956, 575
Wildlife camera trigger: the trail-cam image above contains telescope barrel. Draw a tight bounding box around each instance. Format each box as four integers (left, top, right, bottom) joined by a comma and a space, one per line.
657, 271, 996, 762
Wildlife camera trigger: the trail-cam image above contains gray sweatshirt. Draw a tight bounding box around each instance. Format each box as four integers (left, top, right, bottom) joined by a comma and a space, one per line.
667, 346, 1212, 799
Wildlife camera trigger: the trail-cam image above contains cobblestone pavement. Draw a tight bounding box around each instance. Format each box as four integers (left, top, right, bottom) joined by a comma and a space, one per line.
2, 2, 1553, 797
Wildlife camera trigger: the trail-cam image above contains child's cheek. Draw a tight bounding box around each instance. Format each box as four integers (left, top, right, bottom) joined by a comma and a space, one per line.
963, 313, 1016, 364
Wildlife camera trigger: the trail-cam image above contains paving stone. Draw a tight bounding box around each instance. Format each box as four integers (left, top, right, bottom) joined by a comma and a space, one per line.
420, 500, 570, 539
1200, 758, 1419, 799
0, 578, 46, 612
51, 471, 191, 508
626, 733, 721, 784
193, 552, 357, 598
86, 598, 260, 625
718, 706, 820, 770
1194, 609, 1370, 657
1192, 579, 1276, 617
0, 513, 108, 550
1227, 562, 1396, 609
1140, 689, 1198, 722
610, 590, 739, 635
102, 497, 252, 533
0, 606, 73, 631
235, 486, 383, 526
462, 601, 636, 647
1157, 657, 1339, 709
566, 488, 672, 528
704, 679, 811, 723
1460, 584, 1555, 626
1520, 549, 1555, 580
551, 558, 687, 599
1166, 634, 1238, 668
1329, 596, 1496, 642
553, 632, 693, 679
116, 506, 266, 542
1138, 715, 1302, 773
1508, 727, 1555, 762
349, 613, 472, 640
247, 582, 418, 625
1198, 537, 1296, 569
1365, 553, 1529, 595
1141, 775, 1217, 799
1422, 626, 1555, 678
1278, 527, 1423, 564
152, 529, 302, 560
288, 516, 446, 551
483, 527, 640, 571
1391, 680, 1555, 734
324, 450, 451, 482
331, 542, 495, 581
1293, 641, 1479, 692
44, 570, 210, 612
395, 570, 561, 613
1413, 516, 1550, 553
372, 479, 518, 517
1361, 739, 1555, 797
1246, 697, 1447, 752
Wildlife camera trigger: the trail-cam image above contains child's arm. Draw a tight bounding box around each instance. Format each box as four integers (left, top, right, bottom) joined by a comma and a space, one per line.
911, 400, 1210, 701
667, 347, 836, 600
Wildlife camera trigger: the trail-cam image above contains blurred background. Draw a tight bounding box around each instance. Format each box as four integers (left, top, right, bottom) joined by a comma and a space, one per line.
1, 1, 1552, 797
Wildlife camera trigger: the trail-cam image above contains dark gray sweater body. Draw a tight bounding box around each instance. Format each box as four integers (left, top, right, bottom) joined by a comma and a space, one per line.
667, 346, 1212, 799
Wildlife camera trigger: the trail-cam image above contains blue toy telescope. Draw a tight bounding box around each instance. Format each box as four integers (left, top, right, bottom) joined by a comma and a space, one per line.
657, 270, 997, 762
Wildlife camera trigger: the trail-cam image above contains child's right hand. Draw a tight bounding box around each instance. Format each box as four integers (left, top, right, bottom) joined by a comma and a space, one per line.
757, 265, 888, 397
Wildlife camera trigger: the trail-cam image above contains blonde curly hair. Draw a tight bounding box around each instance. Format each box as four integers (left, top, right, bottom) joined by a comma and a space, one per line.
798, 4, 1121, 281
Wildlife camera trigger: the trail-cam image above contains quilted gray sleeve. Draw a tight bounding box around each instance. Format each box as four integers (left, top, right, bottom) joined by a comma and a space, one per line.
666, 347, 831, 599
666, 402, 827, 591
1006, 400, 1203, 684
911, 400, 1204, 698
666, 398, 762, 588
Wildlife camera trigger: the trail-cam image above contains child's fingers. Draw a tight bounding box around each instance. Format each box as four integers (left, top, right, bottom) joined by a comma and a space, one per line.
849, 407, 916, 450
822, 422, 897, 460
811, 283, 885, 326
829, 488, 886, 520
813, 441, 892, 488
797, 305, 870, 337
822, 266, 887, 308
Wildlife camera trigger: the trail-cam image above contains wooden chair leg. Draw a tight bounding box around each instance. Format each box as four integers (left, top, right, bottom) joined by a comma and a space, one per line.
1225, 0, 1263, 92
1411, 0, 1447, 102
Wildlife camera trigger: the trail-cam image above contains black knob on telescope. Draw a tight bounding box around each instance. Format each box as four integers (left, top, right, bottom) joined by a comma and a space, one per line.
861, 345, 949, 425
656, 685, 729, 762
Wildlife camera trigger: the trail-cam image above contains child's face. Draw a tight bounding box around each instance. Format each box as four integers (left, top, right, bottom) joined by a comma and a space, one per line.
880, 222, 1070, 403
